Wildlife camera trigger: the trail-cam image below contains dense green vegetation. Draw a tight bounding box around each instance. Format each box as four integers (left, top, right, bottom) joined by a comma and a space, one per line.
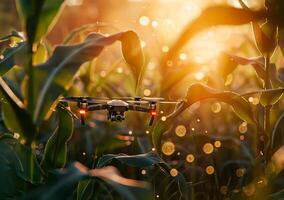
1, 0, 284, 199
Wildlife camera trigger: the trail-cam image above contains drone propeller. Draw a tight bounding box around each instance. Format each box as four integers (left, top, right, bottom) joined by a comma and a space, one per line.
60, 97, 109, 104
126, 100, 149, 104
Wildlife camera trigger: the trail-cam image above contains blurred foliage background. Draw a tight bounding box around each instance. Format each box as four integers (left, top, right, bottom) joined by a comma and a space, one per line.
2, 0, 284, 199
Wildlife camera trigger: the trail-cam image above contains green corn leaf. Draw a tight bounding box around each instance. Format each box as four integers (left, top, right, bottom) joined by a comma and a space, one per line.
186, 83, 256, 124
165, 6, 266, 62
97, 152, 162, 168
252, 22, 277, 54
0, 135, 43, 198
260, 88, 284, 106
15, 0, 64, 44
0, 42, 27, 76
218, 52, 265, 80
32, 42, 48, 65
41, 105, 74, 171
153, 84, 256, 154
161, 62, 199, 93
270, 112, 284, 154
24, 162, 150, 200
0, 78, 36, 142
31, 31, 143, 125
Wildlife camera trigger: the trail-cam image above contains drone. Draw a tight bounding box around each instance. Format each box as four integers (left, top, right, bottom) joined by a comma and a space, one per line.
59, 96, 181, 126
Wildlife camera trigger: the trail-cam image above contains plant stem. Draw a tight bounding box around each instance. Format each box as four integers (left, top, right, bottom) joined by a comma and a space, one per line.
263, 52, 271, 158
27, 44, 34, 116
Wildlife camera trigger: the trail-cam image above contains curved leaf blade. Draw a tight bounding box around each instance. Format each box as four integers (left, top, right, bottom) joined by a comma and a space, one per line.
16, 0, 64, 43
41, 105, 74, 171
32, 31, 143, 124
164, 6, 266, 62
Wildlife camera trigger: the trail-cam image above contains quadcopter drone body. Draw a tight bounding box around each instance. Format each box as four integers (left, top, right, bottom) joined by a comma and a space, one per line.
60, 96, 180, 126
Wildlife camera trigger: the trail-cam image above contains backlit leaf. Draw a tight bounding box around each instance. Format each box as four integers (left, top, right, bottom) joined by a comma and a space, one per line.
165, 6, 266, 62
31, 31, 143, 125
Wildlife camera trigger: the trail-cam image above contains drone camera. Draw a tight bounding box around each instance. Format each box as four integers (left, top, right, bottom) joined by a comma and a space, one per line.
109, 111, 125, 121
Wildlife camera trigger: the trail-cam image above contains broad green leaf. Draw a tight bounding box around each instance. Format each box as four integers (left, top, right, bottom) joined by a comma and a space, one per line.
0, 136, 43, 198
161, 62, 199, 92
270, 64, 284, 88
252, 22, 277, 54
186, 83, 256, 124
0, 78, 36, 142
24, 162, 149, 200
270, 112, 284, 154
152, 101, 189, 154
0, 42, 27, 76
218, 52, 265, 80
120, 31, 144, 90
260, 88, 284, 106
97, 152, 188, 200
165, 6, 266, 62
16, 0, 64, 44
266, 145, 284, 178
32, 42, 48, 65
41, 105, 74, 171
32, 31, 143, 125
97, 152, 162, 168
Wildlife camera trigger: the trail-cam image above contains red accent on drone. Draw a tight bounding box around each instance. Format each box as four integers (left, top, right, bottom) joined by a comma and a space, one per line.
150, 111, 157, 116
79, 110, 86, 115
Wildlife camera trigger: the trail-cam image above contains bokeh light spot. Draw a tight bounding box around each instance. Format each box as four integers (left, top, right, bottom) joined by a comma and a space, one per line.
162, 141, 175, 156
175, 125, 187, 137
206, 165, 215, 175
170, 168, 178, 177
161, 116, 167, 121
214, 140, 221, 148
186, 154, 195, 163
139, 16, 150, 26
211, 102, 221, 113
203, 143, 214, 154
239, 122, 247, 134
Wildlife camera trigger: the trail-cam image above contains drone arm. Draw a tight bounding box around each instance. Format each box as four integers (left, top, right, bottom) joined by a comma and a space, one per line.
87, 104, 108, 111
128, 105, 150, 113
